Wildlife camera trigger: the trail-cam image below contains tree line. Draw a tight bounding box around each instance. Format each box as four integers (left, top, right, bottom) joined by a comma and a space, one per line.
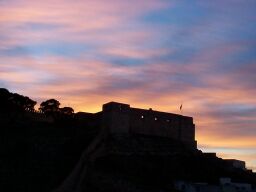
0, 88, 74, 117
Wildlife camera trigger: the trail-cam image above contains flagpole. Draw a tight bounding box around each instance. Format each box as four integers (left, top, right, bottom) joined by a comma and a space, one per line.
178, 103, 182, 139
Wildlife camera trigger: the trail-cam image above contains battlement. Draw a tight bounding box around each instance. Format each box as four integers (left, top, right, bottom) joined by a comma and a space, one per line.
101, 102, 197, 149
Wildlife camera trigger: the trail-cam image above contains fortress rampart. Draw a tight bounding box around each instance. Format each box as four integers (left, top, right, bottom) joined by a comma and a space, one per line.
101, 102, 197, 149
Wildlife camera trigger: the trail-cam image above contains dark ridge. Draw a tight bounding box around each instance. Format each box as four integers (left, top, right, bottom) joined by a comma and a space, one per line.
0, 88, 255, 192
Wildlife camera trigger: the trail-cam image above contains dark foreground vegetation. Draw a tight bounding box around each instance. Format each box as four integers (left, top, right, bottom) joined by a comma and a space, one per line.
0, 88, 99, 191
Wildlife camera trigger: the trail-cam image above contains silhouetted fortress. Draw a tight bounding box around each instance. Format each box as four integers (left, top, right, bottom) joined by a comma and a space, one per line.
86, 102, 197, 149
52, 101, 256, 192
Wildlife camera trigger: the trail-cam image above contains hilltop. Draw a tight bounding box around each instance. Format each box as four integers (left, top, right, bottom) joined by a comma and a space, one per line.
0, 88, 255, 192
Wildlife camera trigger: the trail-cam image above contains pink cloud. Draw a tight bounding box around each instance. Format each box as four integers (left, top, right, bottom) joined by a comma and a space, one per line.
0, 0, 171, 50
1, 0, 256, 171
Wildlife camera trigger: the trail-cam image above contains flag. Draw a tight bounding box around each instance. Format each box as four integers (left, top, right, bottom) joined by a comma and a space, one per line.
180, 104, 182, 111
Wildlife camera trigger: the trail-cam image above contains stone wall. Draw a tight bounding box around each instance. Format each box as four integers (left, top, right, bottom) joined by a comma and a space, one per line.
101, 102, 197, 149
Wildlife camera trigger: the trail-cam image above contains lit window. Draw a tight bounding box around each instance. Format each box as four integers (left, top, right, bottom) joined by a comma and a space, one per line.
154, 117, 157, 121
141, 115, 144, 119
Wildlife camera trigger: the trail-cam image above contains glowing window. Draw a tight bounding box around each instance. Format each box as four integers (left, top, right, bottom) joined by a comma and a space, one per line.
141, 115, 144, 119
154, 117, 158, 121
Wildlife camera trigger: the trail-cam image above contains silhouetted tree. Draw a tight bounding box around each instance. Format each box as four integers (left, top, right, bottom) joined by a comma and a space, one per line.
0, 88, 37, 125
24, 97, 37, 112
0, 88, 10, 97
39, 99, 60, 115
59, 107, 74, 116
0, 88, 12, 112
56, 107, 75, 126
8, 93, 37, 112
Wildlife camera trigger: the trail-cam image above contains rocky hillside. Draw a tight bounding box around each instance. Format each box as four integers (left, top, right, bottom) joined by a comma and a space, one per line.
0, 111, 255, 192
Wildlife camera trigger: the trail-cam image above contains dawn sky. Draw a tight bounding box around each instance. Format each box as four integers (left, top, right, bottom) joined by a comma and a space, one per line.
0, 0, 256, 171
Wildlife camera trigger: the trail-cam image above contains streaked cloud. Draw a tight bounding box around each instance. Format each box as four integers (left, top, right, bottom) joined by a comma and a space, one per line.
0, 0, 256, 171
